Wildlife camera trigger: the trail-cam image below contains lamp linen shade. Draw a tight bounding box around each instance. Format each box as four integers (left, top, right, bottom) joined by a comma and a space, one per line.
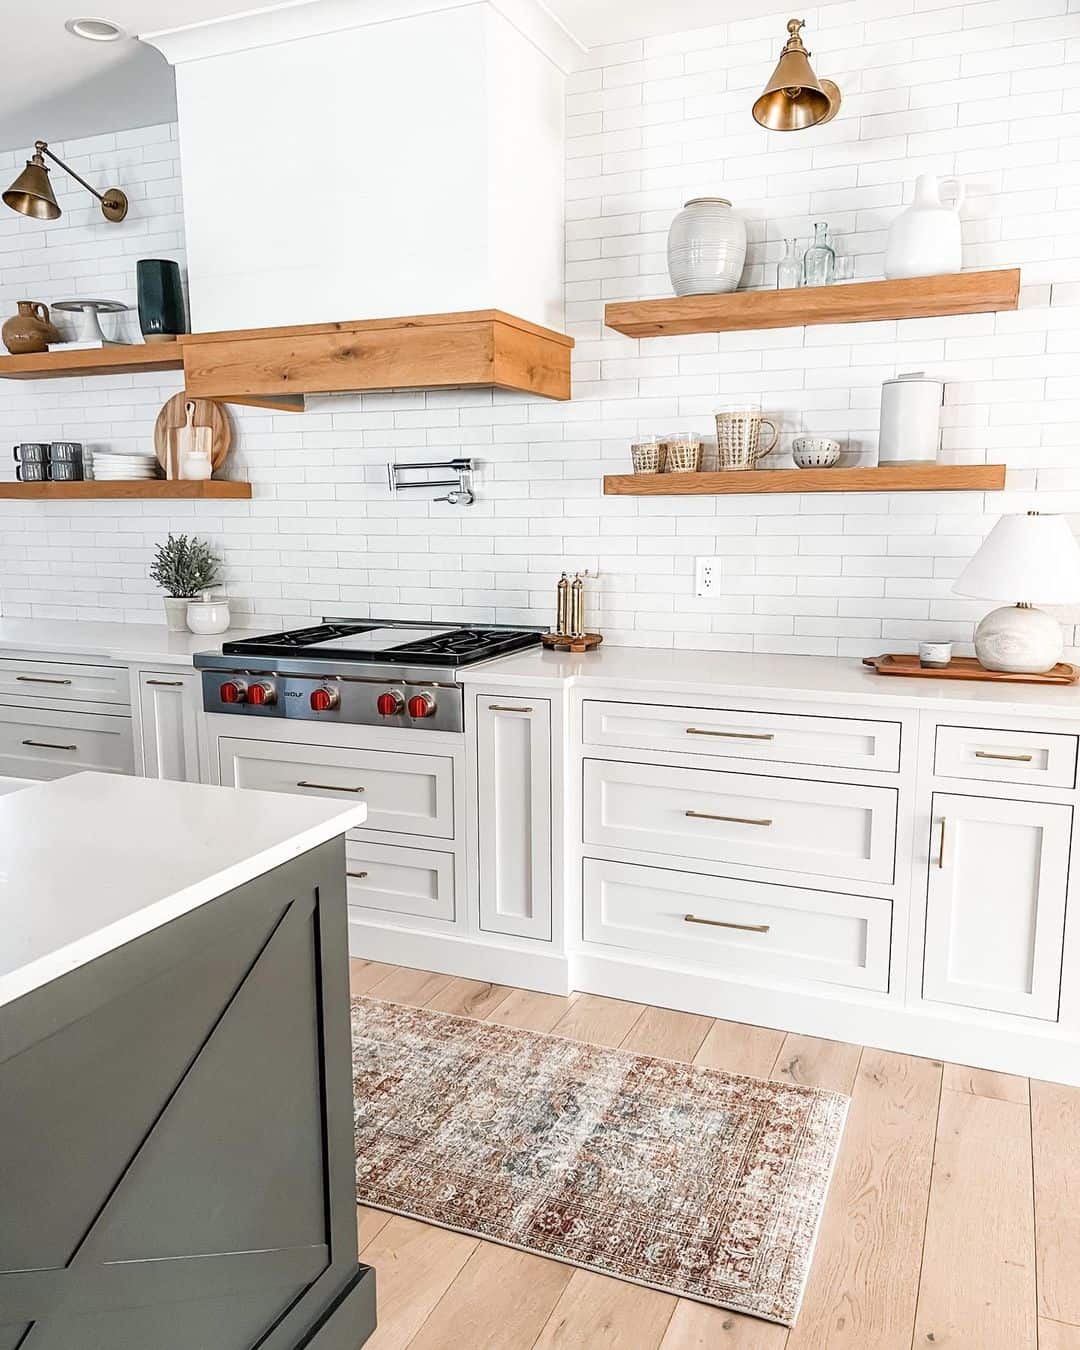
954, 514, 1080, 604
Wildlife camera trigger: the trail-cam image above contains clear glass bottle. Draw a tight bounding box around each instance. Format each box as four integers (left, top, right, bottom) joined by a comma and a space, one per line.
803, 222, 835, 286
776, 238, 801, 290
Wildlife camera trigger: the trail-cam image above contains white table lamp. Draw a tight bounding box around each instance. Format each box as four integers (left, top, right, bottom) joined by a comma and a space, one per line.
954, 512, 1080, 674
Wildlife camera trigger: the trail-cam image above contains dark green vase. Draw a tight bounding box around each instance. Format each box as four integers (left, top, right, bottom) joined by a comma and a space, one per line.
136, 258, 187, 342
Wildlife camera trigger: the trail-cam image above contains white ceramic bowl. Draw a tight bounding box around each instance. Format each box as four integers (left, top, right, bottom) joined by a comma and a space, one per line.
792, 436, 841, 469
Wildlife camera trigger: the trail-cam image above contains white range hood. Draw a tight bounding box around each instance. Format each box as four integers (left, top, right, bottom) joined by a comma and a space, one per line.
144, 0, 579, 334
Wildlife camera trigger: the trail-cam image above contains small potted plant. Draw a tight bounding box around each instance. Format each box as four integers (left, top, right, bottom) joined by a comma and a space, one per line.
149, 533, 222, 631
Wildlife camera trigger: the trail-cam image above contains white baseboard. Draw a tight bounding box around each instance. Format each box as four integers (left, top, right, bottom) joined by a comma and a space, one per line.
571, 952, 1080, 1087
349, 918, 571, 995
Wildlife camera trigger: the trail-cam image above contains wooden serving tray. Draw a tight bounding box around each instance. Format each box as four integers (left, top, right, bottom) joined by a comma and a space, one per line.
542, 632, 603, 654
862, 654, 1079, 685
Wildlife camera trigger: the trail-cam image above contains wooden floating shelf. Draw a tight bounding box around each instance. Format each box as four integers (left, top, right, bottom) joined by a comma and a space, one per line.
0, 309, 574, 404
0, 345, 184, 379
603, 464, 1007, 496
604, 269, 1021, 338
0, 480, 252, 501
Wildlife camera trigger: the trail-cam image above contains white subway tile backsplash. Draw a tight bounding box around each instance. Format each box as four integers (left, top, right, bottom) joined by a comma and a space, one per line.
0, 4, 1076, 657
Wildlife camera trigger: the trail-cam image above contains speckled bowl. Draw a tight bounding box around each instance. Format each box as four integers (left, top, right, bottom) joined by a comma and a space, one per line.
792, 436, 841, 469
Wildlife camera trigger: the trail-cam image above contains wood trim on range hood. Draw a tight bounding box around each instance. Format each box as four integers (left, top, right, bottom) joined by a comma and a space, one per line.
178, 310, 574, 402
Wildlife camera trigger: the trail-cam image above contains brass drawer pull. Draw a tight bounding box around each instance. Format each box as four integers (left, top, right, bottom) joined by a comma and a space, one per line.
937, 817, 947, 869
685, 913, 770, 934
22, 739, 77, 751
686, 727, 775, 741
296, 780, 365, 794
488, 704, 533, 713
974, 750, 1034, 763
347, 870, 369, 880
16, 675, 72, 685
146, 679, 184, 687
685, 809, 773, 827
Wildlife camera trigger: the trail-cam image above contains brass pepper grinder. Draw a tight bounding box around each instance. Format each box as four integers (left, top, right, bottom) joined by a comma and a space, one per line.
569, 573, 585, 639
556, 573, 570, 637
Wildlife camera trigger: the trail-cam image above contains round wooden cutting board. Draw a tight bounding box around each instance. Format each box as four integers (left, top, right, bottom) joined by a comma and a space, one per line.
153, 393, 232, 473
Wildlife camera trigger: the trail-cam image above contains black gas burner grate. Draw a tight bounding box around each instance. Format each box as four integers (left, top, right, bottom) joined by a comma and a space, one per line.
221, 621, 542, 667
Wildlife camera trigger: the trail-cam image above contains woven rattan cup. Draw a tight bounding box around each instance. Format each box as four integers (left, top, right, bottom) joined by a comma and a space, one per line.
714, 410, 779, 470
631, 440, 664, 473
664, 437, 703, 472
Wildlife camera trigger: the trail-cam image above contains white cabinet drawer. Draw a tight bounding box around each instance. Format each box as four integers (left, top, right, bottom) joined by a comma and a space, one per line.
218, 737, 454, 839
583, 858, 891, 992
0, 657, 129, 706
583, 758, 897, 886
583, 700, 901, 773
0, 704, 133, 779
344, 840, 455, 923
934, 724, 1077, 790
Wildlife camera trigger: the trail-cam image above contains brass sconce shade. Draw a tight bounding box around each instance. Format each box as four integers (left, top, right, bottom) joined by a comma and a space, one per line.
3, 141, 127, 223
752, 19, 841, 131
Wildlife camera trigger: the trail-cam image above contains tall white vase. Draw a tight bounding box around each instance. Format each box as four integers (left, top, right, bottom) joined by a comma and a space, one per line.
667, 198, 747, 296
884, 174, 965, 280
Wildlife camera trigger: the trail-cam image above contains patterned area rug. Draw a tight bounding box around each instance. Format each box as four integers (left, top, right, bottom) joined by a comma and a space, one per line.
351, 996, 848, 1326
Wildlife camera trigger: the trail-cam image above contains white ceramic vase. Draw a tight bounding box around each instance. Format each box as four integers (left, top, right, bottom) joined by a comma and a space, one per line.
667, 198, 747, 296
885, 174, 965, 280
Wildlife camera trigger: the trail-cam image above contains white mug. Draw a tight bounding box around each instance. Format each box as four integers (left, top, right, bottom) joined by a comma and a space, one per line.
919, 641, 952, 669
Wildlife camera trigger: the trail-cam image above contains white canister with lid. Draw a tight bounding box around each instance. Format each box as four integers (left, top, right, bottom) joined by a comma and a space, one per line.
186, 592, 231, 635
878, 371, 944, 464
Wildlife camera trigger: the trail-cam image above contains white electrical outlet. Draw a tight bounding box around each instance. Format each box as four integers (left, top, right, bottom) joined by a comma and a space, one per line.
695, 557, 721, 597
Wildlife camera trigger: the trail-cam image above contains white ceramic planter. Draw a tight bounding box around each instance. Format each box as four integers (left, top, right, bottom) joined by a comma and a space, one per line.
885, 174, 964, 280
667, 198, 747, 296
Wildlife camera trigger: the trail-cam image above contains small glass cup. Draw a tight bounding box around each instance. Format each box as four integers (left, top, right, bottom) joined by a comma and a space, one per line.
630, 439, 664, 474
663, 436, 703, 473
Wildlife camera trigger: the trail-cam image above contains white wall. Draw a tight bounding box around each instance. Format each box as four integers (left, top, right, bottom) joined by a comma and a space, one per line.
172, 2, 565, 331
1, 0, 1079, 658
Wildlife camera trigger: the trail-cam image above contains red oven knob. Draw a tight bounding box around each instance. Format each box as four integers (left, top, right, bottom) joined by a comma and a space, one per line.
407, 692, 436, 719
247, 681, 276, 707
219, 680, 245, 704
377, 691, 404, 717
310, 686, 339, 712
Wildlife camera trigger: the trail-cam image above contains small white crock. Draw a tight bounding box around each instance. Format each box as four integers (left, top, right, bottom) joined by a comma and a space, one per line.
186, 592, 231, 635
792, 436, 841, 469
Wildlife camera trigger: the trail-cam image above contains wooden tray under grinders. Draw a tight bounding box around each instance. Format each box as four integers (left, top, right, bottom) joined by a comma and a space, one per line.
862, 654, 1079, 686
542, 632, 603, 654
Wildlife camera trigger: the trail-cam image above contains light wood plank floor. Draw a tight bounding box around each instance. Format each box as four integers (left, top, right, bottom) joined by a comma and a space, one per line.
349, 960, 1080, 1350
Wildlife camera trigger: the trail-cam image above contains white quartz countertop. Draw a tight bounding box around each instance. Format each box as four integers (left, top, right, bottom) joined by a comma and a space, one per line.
460, 645, 1080, 717
0, 772, 365, 1011
0, 618, 254, 667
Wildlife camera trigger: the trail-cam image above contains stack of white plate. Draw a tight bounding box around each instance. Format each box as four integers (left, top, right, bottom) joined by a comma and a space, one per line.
91, 452, 160, 481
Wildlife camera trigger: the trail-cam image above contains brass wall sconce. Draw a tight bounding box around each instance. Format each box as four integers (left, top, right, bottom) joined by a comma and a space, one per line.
752, 19, 841, 132
3, 140, 128, 223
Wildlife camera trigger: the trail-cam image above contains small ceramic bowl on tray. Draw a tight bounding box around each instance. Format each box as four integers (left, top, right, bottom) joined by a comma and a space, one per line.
792, 436, 841, 469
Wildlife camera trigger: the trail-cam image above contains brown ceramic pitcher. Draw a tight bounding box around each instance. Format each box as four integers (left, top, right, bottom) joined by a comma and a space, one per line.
2, 301, 61, 355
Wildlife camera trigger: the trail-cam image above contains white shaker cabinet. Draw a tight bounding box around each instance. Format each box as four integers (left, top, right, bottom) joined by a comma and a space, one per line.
135, 670, 204, 783
923, 792, 1072, 1021
475, 696, 552, 940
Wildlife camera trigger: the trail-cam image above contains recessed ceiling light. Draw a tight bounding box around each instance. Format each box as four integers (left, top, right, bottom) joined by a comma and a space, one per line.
64, 17, 126, 41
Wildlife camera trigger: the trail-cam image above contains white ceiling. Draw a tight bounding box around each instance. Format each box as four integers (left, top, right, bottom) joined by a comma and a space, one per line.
1, 0, 755, 150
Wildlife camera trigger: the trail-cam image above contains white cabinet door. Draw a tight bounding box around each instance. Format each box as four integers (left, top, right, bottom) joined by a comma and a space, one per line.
923, 793, 1071, 1020
137, 671, 202, 782
476, 697, 552, 940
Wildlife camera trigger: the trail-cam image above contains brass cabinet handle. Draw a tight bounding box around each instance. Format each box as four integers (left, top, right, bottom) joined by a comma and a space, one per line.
685, 913, 770, 934
146, 679, 184, 687
488, 704, 533, 713
937, 817, 947, 869
16, 675, 72, 685
22, 739, 77, 751
296, 780, 365, 794
686, 727, 775, 741
685, 809, 773, 827
974, 750, 1034, 763
347, 870, 369, 880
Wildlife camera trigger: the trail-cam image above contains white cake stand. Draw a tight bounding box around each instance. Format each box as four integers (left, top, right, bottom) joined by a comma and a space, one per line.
51, 299, 130, 345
